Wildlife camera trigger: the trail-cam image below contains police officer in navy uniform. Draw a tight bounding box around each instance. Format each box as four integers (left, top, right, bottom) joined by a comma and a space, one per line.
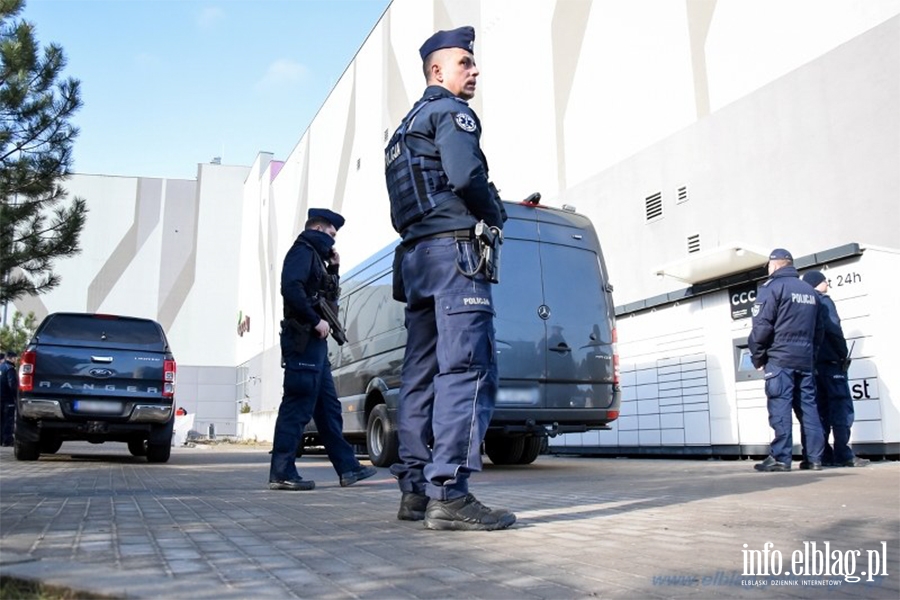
268, 208, 376, 490
383, 26, 514, 530
0, 350, 18, 447
749, 249, 826, 472
801, 270, 869, 468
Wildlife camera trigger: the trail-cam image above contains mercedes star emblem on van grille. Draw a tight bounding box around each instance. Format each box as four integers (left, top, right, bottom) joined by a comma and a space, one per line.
88, 368, 115, 379
537, 305, 551, 320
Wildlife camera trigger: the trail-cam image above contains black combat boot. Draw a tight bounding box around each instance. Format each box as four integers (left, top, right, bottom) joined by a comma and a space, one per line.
423, 494, 516, 531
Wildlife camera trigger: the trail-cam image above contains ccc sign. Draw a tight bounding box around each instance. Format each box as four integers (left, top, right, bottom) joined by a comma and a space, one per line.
731, 290, 756, 305
729, 283, 758, 320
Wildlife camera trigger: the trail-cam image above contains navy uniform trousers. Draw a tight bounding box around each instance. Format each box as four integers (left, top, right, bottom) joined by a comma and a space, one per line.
0, 402, 14, 446
391, 237, 497, 501
815, 362, 856, 464
765, 364, 824, 465
269, 331, 358, 482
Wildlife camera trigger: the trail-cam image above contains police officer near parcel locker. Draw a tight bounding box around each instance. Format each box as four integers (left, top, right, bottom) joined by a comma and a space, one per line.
268, 208, 376, 490
383, 26, 514, 530
749, 248, 826, 472
801, 270, 869, 468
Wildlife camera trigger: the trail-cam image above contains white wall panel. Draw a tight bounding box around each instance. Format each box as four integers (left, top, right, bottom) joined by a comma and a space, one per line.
565, 1, 696, 187
706, 0, 900, 111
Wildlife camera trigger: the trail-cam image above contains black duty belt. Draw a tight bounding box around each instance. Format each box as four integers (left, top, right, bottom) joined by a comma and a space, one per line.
402, 228, 474, 249
424, 229, 474, 241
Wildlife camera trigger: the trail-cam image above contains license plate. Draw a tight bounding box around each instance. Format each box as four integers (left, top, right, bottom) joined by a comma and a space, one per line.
73, 400, 123, 414
496, 388, 540, 405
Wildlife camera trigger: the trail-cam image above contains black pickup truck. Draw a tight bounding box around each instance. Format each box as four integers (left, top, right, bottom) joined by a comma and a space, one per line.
14, 312, 177, 462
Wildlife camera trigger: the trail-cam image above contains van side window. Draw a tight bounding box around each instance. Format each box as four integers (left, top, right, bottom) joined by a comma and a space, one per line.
344, 272, 403, 347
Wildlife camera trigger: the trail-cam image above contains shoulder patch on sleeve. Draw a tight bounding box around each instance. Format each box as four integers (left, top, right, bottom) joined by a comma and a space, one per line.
453, 112, 477, 133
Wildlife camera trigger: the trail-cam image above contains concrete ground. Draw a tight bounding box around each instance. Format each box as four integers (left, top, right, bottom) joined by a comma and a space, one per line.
0, 442, 898, 599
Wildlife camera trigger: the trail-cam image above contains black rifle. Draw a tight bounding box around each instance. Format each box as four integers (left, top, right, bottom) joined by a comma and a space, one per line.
315, 299, 348, 346
842, 340, 855, 374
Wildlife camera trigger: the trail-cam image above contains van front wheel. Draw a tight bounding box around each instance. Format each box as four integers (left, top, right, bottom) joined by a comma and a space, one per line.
366, 404, 399, 468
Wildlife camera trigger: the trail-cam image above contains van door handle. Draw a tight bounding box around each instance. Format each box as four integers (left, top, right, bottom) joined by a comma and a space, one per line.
549, 344, 571, 354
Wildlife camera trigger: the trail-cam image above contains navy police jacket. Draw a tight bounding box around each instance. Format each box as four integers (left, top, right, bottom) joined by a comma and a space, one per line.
281, 231, 334, 328
400, 86, 504, 243
815, 291, 849, 364
748, 266, 823, 371
0, 360, 17, 405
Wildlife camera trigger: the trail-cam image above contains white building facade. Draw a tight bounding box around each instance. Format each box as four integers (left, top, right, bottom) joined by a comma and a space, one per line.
9, 1, 899, 452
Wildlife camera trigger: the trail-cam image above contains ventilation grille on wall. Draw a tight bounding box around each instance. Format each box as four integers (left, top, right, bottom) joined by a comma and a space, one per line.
687, 233, 701, 253
677, 186, 689, 204
384, 128, 390, 142
645, 192, 663, 221
356, 158, 361, 171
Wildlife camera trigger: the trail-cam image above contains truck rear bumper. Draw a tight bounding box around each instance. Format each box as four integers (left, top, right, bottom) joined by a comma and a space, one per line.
18, 399, 172, 424
129, 405, 173, 423
19, 399, 65, 420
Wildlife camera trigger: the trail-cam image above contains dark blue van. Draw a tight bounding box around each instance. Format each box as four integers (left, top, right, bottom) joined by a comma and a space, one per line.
307, 200, 620, 466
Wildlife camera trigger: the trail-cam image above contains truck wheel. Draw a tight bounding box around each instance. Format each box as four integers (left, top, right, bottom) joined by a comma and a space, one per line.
485, 436, 525, 465
146, 442, 171, 463
516, 437, 543, 465
366, 404, 399, 468
40, 437, 63, 455
128, 439, 147, 457
14, 438, 40, 461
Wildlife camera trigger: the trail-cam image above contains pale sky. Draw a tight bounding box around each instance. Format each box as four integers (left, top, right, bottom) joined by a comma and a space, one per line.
20, 0, 391, 179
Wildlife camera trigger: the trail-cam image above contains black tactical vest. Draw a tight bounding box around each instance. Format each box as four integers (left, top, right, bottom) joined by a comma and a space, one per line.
384, 97, 456, 233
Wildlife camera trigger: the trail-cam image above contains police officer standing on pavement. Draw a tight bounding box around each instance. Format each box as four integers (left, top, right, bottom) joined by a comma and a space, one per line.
0, 350, 18, 447
383, 26, 515, 530
268, 208, 376, 490
749, 249, 826, 472
801, 270, 869, 468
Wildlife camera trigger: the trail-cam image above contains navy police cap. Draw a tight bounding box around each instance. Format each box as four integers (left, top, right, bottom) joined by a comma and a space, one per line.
419, 26, 475, 61
801, 270, 827, 288
308, 208, 345, 230
768, 248, 793, 261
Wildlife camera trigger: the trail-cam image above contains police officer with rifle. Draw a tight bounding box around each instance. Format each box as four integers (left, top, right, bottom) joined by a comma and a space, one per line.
384, 26, 514, 530
268, 208, 375, 490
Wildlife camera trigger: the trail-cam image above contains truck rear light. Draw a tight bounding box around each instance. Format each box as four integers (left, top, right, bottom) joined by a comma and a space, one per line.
612, 327, 620, 386
607, 410, 619, 421
163, 359, 176, 397
19, 350, 35, 392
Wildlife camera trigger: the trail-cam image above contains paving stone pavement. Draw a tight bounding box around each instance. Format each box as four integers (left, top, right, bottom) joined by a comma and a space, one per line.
0, 443, 898, 599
